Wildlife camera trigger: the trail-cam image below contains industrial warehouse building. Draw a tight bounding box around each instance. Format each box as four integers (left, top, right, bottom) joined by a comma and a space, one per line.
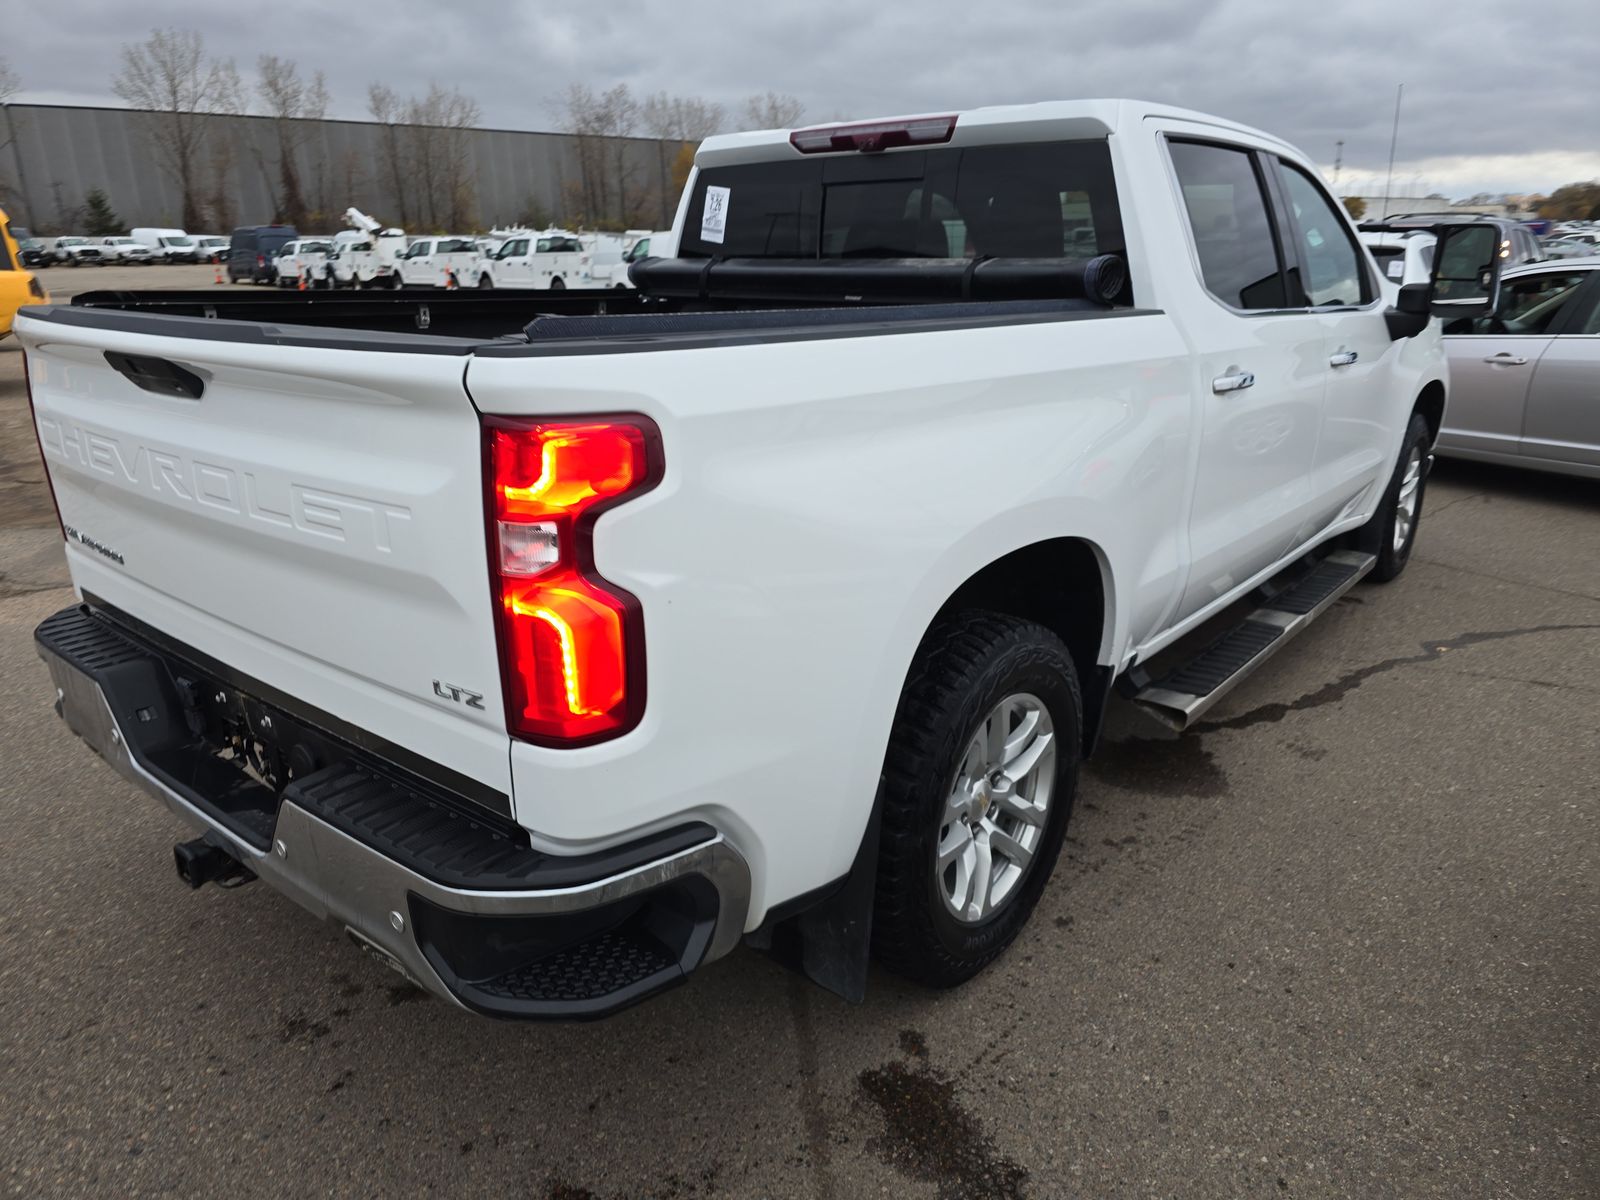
0, 103, 681, 233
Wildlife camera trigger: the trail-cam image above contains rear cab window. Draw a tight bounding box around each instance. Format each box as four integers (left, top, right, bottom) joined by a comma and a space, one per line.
677, 139, 1130, 299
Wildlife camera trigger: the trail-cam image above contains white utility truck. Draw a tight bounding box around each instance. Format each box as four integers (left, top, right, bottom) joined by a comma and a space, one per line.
472, 229, 589, 289
18, 99, 1502, 1020
338, 207, 407, 288
395, 236, 483, 288
271, 239, 335, 288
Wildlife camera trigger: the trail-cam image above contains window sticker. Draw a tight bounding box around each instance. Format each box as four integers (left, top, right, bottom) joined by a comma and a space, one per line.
1387, 258, 1404, 279
701, 185, 731, 244
1306, 227, 1325, 248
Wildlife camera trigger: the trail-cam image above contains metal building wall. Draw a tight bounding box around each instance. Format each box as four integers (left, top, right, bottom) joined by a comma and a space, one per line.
0, 104, 678, 232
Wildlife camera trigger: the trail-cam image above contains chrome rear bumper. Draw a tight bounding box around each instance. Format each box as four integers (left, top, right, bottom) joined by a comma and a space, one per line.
37, 607, 750, 1019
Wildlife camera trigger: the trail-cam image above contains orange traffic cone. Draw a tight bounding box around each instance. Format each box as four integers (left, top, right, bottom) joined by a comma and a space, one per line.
213, 263, 225, 285
296, 274, 307, 292
445, 269, 457, 291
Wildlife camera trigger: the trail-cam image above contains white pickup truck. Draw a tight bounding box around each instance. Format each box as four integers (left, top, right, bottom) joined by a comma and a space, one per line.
18, 99, 1502, 1020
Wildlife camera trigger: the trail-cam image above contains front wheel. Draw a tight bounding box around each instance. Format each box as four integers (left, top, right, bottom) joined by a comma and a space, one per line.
549, 276, 565, 291
1355, 411, 1431, 583
871, 611, 1080, 988
477, 274, 493, 290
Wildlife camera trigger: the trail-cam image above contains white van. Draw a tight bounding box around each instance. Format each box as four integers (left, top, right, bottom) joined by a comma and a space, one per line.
129, 228, 201, 263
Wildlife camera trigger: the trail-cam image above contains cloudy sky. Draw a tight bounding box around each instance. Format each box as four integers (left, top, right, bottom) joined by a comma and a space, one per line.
11, 0, 1599, 198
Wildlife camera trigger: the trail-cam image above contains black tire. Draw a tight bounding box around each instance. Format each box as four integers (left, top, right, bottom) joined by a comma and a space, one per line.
871, 611, 1081, 988
477, 274, 493, 290
1355, 411, 1431, 583
549, 276, 565, 290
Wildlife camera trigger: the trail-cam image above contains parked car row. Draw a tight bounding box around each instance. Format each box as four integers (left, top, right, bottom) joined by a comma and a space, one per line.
25, 229, 231, 265
234, 222, 672, 291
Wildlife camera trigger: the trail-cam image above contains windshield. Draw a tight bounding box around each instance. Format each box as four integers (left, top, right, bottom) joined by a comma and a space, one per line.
59, 238, 83, 246
680, 140, 1124, 263
161, 235, 195, 247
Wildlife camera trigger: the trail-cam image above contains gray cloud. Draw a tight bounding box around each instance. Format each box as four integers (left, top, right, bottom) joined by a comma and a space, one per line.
12, 0, 1599, 194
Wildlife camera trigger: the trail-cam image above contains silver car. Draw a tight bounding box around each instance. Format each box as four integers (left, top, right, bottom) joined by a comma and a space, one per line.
1438, 257, 1600, 478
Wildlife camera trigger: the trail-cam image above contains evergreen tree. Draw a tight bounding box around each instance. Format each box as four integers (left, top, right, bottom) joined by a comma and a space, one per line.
82, 188, 122, 236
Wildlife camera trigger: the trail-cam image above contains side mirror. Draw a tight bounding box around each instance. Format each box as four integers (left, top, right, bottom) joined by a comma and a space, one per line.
1385, 282, 1432, 340
1429, 223, 1504, 319
1383, 222, 1507, 340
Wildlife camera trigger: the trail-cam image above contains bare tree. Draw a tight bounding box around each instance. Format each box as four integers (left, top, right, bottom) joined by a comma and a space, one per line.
202, 59, 244, 231
641, 92, 724, 224
741, 91, 805, 130
563, 83, 645, 227
111, 28, 234, 228
402, 83, 481, 229
256, 56, 328, 227
367, 84, 409, 225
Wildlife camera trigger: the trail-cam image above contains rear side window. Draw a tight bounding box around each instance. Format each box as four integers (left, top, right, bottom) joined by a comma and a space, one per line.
678, 140, 1127, 269
1169, 140, 1286, 310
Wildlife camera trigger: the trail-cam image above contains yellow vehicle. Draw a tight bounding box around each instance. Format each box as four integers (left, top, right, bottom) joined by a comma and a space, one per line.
1, 209, 49, 338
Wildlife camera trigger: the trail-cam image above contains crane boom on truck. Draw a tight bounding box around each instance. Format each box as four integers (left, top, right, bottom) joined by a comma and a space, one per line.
338, 207, 408, 288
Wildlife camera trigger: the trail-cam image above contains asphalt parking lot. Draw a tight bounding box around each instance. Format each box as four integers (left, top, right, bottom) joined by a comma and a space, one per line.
0, 297, 1595, 1198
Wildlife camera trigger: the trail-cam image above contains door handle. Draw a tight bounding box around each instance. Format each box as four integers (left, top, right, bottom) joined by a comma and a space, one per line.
1212, 369, 1255, 394
1328, 349, 1359, 367
1482, 353, 1529, 366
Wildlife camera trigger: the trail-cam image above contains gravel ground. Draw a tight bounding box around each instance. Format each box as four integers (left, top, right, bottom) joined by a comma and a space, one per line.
0, 311, 1595, 1198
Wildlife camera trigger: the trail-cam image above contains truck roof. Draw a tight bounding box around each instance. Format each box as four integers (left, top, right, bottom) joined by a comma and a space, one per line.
696, 98, 1297, 169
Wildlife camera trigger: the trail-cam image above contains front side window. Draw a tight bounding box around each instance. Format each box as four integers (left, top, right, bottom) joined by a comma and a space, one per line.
1275, 161, 1368, 307
1448, 271, 1591, 335
1169, 140, 1286, 310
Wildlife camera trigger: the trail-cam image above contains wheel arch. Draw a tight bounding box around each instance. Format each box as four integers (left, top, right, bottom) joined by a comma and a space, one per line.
1414, 378, 1446, 446
927, 536, 1115, 756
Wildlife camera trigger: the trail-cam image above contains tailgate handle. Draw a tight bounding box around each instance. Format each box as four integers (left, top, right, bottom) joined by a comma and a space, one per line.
103, 351, 205, 400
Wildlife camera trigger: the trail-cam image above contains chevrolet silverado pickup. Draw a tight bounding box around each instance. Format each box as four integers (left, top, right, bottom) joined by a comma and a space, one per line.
16, 99, 1504, 1020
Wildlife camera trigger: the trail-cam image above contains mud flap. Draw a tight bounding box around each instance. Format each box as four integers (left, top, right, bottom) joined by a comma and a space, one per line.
745, 791, 882, 1003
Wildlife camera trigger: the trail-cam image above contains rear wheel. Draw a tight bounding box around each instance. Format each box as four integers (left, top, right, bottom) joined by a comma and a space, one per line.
549, 276, 565, 290
477, 274, 493, 290
1355, 411, 1432, 583
872, 611, 1080, 988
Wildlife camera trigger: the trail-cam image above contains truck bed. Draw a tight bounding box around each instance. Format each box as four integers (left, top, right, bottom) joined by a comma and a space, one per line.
51, 253, 1131, 349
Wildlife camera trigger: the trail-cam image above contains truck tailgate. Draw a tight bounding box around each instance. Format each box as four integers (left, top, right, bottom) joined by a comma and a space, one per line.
19, 316, 513, 811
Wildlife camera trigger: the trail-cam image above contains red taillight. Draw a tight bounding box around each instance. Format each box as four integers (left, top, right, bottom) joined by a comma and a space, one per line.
485, 417, 662, 745
789, 113, 958, 155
